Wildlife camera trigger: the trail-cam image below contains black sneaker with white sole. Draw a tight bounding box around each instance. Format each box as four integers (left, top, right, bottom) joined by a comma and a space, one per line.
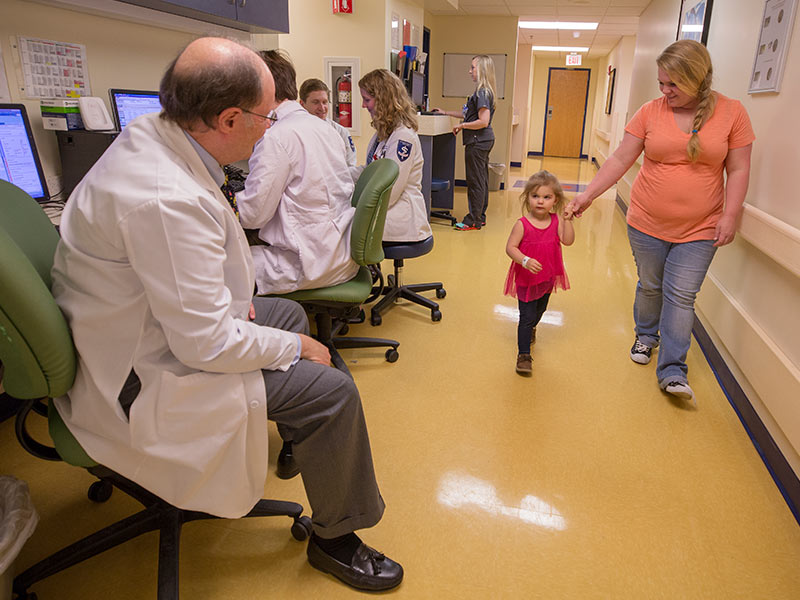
630, 337, 652, 364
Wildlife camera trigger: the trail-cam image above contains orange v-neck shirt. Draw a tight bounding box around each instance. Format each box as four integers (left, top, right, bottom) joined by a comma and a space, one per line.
624, 93, 755, 242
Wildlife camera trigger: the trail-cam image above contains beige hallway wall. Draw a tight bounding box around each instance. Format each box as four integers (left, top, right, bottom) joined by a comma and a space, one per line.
588, 35, 636, 166
510, 43, 533, 165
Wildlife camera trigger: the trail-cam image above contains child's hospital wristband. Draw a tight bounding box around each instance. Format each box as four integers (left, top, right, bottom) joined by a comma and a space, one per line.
522, 256, 530, 268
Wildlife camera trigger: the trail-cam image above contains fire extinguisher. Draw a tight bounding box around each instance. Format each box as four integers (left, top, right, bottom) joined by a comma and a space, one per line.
336, 72, 352, 128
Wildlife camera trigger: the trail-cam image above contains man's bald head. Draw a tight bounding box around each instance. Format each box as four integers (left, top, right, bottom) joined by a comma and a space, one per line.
160, 37, 271, 131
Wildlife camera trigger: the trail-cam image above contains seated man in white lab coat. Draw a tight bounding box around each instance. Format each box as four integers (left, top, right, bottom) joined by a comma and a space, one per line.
50, 37, 402, 592
298, 77, 358, 167
237, 50, 359, 296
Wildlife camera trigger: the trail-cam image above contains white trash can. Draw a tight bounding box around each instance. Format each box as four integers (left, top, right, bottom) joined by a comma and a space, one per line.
488, 162, 506, 191
0, 476, 38, 600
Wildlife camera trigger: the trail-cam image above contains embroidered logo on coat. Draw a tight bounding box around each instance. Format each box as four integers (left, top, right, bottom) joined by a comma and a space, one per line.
396, 140, 412, 162
348, 136, 355, 152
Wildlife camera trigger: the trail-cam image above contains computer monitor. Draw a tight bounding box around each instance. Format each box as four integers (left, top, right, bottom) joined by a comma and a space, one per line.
109, 89, 161, 130
0, 104, 50, 202
409, 71, 425, 110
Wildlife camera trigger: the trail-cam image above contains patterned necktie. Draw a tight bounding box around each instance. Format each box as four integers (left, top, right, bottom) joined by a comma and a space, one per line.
221, 166, 240, 221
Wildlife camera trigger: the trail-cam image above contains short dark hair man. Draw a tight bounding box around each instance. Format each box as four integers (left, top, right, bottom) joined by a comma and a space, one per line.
51, 37, 402, 592
237, 49, 359, 296
298, 76, 358, 166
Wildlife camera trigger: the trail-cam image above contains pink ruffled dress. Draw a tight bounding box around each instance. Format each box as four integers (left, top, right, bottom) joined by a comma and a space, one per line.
503, 213, 570, 302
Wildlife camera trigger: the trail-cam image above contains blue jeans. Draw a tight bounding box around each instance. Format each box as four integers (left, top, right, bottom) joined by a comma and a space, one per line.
627, 226, 717, 386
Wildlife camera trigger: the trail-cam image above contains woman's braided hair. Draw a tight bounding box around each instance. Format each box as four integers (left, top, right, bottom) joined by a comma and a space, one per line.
657, 39, 716, 162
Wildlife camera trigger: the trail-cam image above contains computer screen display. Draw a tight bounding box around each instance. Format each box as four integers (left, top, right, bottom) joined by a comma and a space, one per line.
0, 104, 50, 202
109, 89, 161, 130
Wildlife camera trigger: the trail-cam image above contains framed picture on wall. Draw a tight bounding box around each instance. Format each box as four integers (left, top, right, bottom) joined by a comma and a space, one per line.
677, 0, 714, 45
749, 0, 799, 93
605, 68, 616, 115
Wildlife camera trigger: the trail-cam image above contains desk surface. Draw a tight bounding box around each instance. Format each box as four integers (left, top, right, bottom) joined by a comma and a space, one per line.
418, 114, 458, 136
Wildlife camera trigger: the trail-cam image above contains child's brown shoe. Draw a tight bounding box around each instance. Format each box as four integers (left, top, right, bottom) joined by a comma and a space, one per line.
516, 353, 532, 375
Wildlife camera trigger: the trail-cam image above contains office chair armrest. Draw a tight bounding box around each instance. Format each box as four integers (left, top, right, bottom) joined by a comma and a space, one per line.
15, 397, 61, 461
365, 264, 385, 305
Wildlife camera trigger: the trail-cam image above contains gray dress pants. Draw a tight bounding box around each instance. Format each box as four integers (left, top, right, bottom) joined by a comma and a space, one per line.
253, 297, 385, 538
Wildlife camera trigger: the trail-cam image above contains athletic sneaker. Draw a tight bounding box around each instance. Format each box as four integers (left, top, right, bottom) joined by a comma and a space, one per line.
630, 337, 652, 364
454, 222, 479, 231
664, 380, 694, 401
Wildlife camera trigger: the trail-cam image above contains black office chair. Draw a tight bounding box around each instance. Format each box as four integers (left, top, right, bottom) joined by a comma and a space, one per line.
369, 236, 446, 326
0, 179, 311, 600
271, 159, 401, 368
429, 177, 457, 225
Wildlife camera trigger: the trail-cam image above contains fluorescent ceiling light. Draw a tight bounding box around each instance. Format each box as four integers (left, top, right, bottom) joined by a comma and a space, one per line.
681, 24, 703, 32
532, 46, 590, 52
520, 21, 598, 30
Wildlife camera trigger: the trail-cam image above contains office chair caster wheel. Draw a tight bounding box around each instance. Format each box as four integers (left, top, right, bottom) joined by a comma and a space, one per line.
385, 348, 399, 363
387, 274, 395, 287
291, 516, 313, 541
88, 480, 113, 503
370, 313, 382, 326
436, 288, 446, 299
431, 310, 442, 322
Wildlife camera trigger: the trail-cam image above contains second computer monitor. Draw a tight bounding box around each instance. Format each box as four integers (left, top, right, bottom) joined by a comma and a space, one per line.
0, 103, 50, 202
409, 71, 425, 111
109, 89, 161, 130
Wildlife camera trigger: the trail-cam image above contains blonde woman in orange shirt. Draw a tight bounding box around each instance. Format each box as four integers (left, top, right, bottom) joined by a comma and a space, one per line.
568, 40, 754, 402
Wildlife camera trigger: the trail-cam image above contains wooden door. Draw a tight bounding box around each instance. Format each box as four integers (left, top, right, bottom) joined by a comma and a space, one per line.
543, 68, 590, 158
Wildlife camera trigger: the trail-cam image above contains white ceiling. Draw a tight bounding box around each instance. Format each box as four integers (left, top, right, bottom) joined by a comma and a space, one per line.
423, 0, 653, 58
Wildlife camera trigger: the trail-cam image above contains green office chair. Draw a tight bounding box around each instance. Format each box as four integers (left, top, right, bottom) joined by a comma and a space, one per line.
0, 179, 312, 600
271, 159, 401, 371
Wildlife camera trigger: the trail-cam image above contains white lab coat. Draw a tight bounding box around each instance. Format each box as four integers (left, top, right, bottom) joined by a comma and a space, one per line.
51, 113, 299, 518
330, 119, 357, 167
352, 124, 432, 242
237, 101, 359, 295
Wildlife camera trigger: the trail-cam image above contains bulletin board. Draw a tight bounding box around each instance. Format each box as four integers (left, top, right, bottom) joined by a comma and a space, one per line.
442, 53, 506, 99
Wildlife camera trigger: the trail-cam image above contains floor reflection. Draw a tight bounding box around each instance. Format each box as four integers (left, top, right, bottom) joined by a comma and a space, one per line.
437, 471, 567, 531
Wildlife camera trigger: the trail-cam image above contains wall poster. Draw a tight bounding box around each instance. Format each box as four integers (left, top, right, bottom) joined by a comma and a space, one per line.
749, 0, 798, 93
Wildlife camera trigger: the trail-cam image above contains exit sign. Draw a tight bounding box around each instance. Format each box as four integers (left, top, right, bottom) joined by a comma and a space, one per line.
566, 53, 582, 66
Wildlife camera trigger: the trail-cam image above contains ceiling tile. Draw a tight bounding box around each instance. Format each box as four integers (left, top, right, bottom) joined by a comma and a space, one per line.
605, 7, 646, 16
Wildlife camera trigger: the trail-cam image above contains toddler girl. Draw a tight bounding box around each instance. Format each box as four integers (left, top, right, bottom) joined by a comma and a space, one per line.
504, 170, 574, 374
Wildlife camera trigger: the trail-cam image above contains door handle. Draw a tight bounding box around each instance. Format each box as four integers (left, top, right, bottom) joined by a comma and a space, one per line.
546, 106, 553, 120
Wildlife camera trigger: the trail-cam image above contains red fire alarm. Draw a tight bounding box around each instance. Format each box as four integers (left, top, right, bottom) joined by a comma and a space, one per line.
333, 0, 353, 14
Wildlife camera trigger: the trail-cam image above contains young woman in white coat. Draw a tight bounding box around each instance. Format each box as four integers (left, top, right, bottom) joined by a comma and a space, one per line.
352, 69, 432, 243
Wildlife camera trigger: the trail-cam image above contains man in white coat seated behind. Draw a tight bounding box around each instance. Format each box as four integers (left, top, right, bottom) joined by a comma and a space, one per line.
298, 77, 358, 168
236, 50, 359, 296
50, 37, 402, 592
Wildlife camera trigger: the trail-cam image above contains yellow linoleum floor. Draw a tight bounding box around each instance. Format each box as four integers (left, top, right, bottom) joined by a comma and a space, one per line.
3, 157, 800, 599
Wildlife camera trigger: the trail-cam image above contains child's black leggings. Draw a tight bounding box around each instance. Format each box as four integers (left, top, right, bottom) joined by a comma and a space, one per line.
517, 293, 551, 353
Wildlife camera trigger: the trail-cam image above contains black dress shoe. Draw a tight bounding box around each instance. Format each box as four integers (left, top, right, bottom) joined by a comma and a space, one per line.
275, 442, 300, 480
307, 537, 403, 591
